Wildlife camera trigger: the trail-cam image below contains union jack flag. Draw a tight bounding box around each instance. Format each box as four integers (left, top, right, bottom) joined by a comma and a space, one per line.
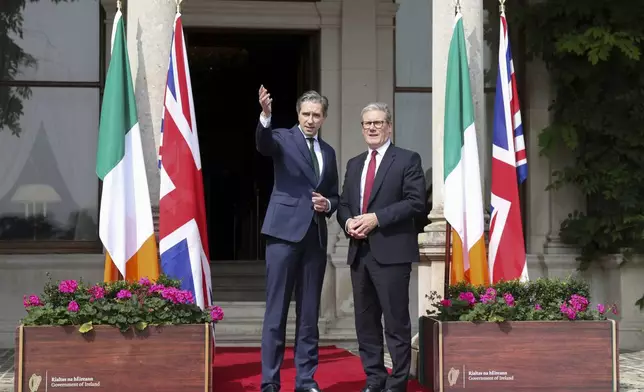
158, 12, 212, 310
489, 12, 528, 283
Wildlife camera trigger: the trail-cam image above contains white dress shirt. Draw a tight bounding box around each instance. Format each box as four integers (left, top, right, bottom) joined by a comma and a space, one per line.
360, 139, 392, 210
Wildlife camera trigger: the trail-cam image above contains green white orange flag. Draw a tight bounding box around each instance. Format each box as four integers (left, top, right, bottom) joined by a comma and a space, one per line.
96, 9, 159, 282
443, 12, 489, 286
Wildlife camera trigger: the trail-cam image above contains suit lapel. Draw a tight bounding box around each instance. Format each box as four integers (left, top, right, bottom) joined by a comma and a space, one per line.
291, 127, 317, 186
367, 146, 395, 209
352, 152, 367, 215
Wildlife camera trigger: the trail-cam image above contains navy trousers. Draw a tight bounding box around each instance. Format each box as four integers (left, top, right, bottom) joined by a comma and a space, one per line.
261, 221, 327, 391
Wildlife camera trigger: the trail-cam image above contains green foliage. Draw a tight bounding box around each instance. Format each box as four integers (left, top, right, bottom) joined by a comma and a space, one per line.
21, 273, 224, 334
426, 277, 617, 323
515, 0, 644, 269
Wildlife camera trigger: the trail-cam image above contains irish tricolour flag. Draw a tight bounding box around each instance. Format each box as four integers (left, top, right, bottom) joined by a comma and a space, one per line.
96, 9, 160, 282
444, 12, 489, 286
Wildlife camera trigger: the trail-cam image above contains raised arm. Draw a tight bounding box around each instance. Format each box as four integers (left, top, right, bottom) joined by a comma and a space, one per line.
255, 85, 280, 156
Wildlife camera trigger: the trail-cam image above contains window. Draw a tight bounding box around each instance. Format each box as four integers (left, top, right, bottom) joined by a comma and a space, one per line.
0, 0, 104, 252
394, 0, 432, 177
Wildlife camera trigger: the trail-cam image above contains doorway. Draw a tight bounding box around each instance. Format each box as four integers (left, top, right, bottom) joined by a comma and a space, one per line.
187, 29, 320, 261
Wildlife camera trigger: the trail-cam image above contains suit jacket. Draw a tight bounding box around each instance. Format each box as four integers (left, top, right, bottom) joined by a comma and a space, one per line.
337, 144, 426, 265
256, 121, 339, 248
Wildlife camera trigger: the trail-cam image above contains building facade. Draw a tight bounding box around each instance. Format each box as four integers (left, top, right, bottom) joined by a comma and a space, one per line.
1, 0, 643, 353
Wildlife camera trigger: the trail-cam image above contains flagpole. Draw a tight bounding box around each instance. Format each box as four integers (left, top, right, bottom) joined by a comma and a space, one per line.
499, 0, 506, 14
176, 0, 183, 13
444, 222, 451, 300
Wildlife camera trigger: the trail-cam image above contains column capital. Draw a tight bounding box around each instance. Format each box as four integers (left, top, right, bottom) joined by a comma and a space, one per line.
376, 2, 398, 27
317, 2, 342, 27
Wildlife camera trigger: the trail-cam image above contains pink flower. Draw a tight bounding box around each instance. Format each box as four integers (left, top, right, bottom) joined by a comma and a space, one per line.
479, 287, 497, 304
503, 293, 515, 307
439, 299, 452, 307
116, 289, 132, 300
458, 292, 476, 305
160, 287, 194, 304
209, 305, 224, 322
150, 284, 165, 293
560, 303, 577, 320
23, 295, 43, 308
67, 300, 79, 312
596, 303, 606, 314
534, 304, 542, 311
611, 304, 619, 315
139, 277, 152, 286
58, 280, 78, 293
89, 285, 105, 300
568, 294, 589, 312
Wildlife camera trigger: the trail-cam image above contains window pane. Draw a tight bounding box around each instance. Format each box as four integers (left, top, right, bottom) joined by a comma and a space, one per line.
395, 0, 431, 88
0, 87, 99, 241
1, 0, 100, 82
394, 92, 432, 179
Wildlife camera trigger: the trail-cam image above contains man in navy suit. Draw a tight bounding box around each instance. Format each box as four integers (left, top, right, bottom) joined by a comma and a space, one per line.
256, 86, 339, 392
337, 103, 426, 392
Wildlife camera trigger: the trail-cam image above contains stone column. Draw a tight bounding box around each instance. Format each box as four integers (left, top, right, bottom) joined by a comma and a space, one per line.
413, 0, 485, 376
126, 0, 176, 209
523, 38, 584, 279
327, 0, 379, 324
317, 0, 342, 323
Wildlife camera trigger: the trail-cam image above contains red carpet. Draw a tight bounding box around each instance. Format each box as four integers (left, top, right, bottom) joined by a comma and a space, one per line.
213, 346, 429, 392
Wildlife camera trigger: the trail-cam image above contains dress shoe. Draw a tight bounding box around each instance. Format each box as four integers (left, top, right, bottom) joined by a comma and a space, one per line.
361, 386, 384, 392
294, 388, 321, 392
261, 384, 279, 392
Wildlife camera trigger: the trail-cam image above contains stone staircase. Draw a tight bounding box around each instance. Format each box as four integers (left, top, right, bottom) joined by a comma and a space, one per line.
210, 260, 357, 345
211, 259, 266, 302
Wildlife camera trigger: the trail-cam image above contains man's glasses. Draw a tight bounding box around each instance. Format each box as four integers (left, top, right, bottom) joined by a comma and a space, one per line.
361, 120, 387, 129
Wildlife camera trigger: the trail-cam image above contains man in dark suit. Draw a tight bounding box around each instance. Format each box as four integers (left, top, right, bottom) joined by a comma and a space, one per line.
256, 86, 339, 392
337, 103, 426, 392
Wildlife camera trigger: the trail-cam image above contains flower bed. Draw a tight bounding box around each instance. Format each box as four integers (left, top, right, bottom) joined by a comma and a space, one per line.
418, 278, 619, 391
15, 274, 224, 392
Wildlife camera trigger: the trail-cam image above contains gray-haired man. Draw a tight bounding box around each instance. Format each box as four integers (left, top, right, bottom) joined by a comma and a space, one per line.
337, 102, 426, 392
256, 86, 340, 392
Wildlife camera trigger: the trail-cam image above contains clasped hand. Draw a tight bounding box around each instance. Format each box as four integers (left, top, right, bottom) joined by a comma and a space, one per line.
346, 213, 378, 239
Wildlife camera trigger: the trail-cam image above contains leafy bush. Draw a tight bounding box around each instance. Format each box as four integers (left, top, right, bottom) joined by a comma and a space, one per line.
426, 277, 617, 323
21, 274, 224, 334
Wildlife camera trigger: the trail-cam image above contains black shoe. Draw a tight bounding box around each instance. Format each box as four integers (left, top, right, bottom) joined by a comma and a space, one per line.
262, 384, 279, 392
295, 388, 321, 392
361, 386, 384, 392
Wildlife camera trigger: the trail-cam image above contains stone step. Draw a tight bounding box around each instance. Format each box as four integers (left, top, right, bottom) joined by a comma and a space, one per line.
213, 301, 357, 346
211, 260, 266, 302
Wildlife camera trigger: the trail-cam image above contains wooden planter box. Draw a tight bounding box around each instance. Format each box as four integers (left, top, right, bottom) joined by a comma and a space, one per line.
418, 317, 619, 391
14, 323, 213, 392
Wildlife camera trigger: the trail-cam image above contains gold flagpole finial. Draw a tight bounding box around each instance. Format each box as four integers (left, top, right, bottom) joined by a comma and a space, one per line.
176, 0, 183, 13
500, 0, 506, 15
455, 0, 461, 14
117, 0, 122, 11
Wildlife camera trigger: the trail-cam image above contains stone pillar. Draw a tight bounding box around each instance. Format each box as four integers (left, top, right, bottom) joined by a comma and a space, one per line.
413, 0, 485, 376
126, 0, 176, 208
523, 34, 584, 278
376, 2, 397, 107
317, 0, 342, 323
340, 0, 378, 173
